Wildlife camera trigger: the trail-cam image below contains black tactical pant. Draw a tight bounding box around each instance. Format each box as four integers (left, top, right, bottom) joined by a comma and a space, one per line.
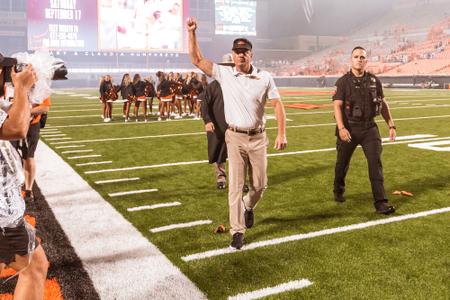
333, 123, 387, 205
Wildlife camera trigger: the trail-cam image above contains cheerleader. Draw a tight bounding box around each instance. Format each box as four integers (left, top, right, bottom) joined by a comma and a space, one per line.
144, 76, 156, 116
99, 75, 113, 122
181, 72, 191, 116
120, 73, 133, 122
132, 73, 147, 122
171, 72, 183, 119
157, 72, 173, 121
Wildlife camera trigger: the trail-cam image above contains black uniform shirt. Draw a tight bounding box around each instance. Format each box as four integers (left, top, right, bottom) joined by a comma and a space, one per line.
120, 83, 133, 99
133, 81, 146, 97
158, 79, 171, 97
333, 71, 384, 121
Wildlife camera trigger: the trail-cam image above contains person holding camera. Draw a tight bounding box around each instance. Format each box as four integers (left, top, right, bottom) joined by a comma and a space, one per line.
0, 55, 49, 299
333, 46, 397, 214
11, 97, 51, 202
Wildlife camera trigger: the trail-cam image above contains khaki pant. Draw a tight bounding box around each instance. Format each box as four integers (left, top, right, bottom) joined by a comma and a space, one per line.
225, 130, 268, 235
214, 162, 226, 183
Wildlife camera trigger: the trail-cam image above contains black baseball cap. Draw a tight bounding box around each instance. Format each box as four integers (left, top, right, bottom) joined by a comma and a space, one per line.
232, 38, 252, 51
0, 53, 17, 67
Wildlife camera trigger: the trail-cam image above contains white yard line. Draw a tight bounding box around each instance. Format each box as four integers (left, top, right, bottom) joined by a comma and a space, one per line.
68, 154, 102, 159
62, 149, 94, 154
76, 161, 112, 166
84, 136, 450, 174
45, 137, 72, 141
85, 160, 209, 174
35, 141, 206, 299
50, 132, 205, 144
95, 177, 140, 184
150, 220, 212, 233
41, 134, 66, 137
228, 279, 313, 300
127, 201, 181, 212
182, 206, 450, 262
51, 108, 100, 113
55, 145, 86, 149
48, 114, 450, 145
69, 94, 91, 97
108, 189, 158, 197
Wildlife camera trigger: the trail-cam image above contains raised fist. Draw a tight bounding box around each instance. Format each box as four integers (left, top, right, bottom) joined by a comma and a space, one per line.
186, 17, 197, 32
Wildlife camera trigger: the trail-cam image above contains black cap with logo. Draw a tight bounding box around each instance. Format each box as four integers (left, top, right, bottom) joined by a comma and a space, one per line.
232, 38, 252, 51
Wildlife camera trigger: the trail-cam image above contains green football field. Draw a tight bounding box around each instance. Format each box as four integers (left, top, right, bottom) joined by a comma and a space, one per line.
42, 88, 450, 299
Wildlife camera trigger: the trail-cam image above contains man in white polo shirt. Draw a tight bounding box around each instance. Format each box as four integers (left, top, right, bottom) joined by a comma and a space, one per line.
187, 18, 287, 249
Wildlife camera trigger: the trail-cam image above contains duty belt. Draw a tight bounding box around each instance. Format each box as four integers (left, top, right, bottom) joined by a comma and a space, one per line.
348, 120, 376, 128
228, 126, 265, 136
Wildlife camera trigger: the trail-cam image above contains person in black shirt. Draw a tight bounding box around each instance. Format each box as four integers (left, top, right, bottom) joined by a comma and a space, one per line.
99, 75, 113, 122
144, 76, 156, 115
132, 73, 147, 122
120, 73, 133, 122
157, 72, 172, 121
333, 46, 397, 214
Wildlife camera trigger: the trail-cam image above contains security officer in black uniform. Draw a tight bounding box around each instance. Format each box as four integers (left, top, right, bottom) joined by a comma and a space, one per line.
332, 46, 397, 214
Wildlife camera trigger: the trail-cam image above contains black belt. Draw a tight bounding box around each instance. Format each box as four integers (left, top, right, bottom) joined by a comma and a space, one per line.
348, 120, 375, 127
228, 126, 265, 136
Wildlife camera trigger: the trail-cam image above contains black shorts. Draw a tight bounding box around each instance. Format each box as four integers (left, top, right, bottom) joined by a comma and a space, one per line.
11, 123, 40, 159
0, 220, 38, 265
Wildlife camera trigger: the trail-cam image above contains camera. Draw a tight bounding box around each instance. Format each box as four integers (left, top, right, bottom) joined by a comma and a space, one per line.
0, 55, 68, 83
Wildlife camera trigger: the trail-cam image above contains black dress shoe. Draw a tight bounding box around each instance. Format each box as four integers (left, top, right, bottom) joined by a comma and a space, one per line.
244, 209, 254, 228
217, 182, 226, 190
375, 202, 396, 214
334, 192, 345, 203
230, 232, 244, 250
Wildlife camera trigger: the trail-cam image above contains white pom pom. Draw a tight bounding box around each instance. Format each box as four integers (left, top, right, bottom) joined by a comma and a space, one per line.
12, 51, 60, 105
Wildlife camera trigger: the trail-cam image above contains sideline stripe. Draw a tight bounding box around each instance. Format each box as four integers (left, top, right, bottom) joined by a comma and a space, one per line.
228, 279, 313, 300
95, 177, 140, 184
35, 141, 207, 299
55, 145, 86, 149
150, 220, 212, 233
127, 201, 181, 212
62, 149, 94, 154
68, 154, 102, 159
182, 206, 450, 262
108, 189, 158, 197
76, 161, 112, 166
84, 136, 450, 174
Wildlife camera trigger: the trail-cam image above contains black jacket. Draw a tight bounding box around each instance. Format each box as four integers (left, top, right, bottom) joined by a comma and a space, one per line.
199, 80, 228, 164
133, 81, 146, 97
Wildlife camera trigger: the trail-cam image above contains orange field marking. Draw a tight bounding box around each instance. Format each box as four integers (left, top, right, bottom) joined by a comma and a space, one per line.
279, 90, 333, 95
24, 215, 36, 228
284, 103, 332, 110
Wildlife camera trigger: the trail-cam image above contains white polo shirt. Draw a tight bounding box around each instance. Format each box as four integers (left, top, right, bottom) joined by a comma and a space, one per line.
212, 63, 280, 129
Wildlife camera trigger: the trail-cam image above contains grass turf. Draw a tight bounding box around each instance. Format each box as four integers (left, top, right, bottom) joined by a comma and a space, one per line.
42, 88, 450, 299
